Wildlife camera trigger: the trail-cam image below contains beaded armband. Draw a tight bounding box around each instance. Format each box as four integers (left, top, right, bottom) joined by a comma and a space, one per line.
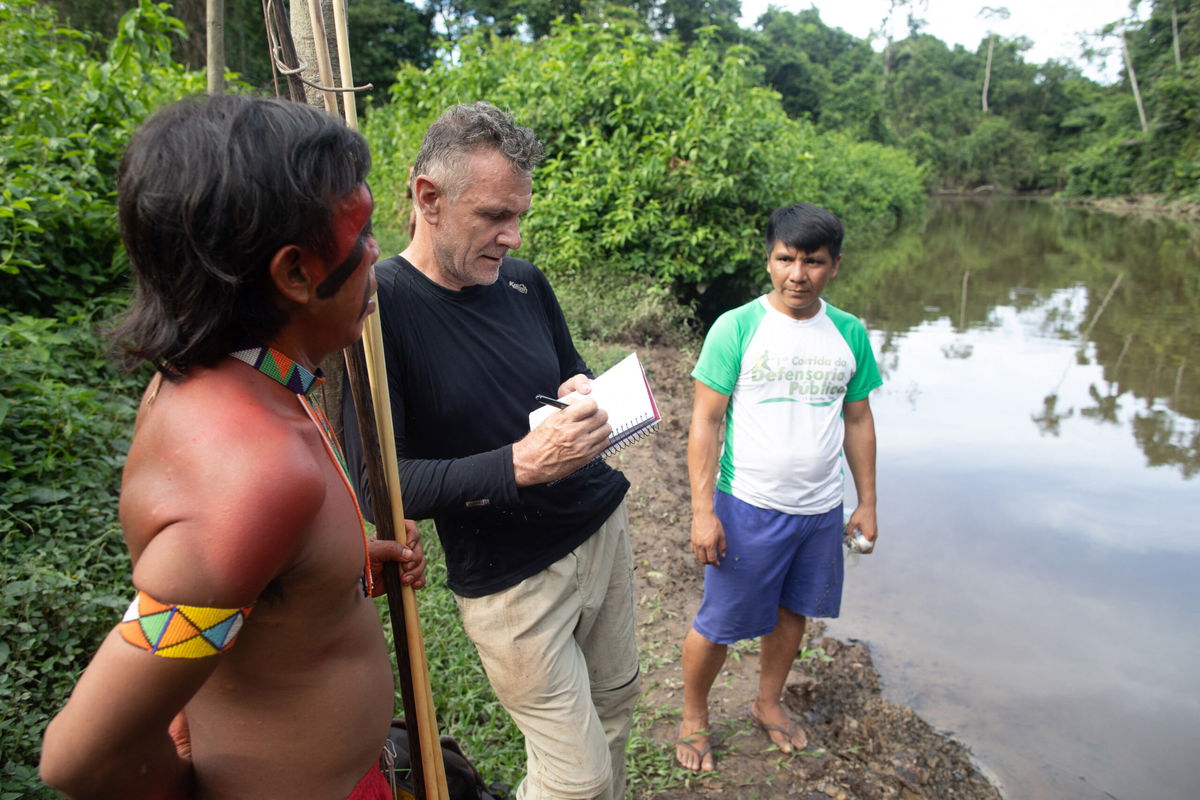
118, 590, 253, 659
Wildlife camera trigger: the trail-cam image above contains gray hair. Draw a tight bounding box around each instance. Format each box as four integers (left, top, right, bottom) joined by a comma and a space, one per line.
410, 102, 544, 201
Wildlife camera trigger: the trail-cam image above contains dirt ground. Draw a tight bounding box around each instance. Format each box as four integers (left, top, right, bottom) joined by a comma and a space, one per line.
609, 345, 1002, 800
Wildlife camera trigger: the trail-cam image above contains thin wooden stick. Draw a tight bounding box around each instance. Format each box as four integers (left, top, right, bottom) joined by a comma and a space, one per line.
359, 303, 450, 800
328, 2, 449, 796
260, 0, 305, 102
341, 343, 427, 798
330, 0, 357, 129
304, 0, 338, 115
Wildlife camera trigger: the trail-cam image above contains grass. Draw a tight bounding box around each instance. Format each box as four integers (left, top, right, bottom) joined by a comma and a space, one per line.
386, 522, 693, 798
626, 701, 711, 798
379, 522, 524, 789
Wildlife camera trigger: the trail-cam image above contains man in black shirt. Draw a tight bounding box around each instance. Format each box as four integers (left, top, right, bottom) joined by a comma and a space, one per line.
344, 103, 640, 800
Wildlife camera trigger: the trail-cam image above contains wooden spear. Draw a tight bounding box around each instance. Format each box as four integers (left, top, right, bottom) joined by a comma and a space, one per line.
306, 0, 450, 796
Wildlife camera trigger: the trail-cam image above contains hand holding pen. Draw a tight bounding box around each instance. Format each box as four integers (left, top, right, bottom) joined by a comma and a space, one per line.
513, 377, 608, 487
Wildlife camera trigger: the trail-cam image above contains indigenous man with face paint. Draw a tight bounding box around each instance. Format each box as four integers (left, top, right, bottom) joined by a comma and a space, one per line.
674, 203, 882, 772
342, 102, 640, 800
39, 95, 427, 800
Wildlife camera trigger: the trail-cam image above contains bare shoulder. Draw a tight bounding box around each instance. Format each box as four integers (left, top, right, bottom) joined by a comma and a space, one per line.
121, 366, 328, 605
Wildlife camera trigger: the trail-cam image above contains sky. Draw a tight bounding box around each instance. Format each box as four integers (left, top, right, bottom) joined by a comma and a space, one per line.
737, 0, 1142, 83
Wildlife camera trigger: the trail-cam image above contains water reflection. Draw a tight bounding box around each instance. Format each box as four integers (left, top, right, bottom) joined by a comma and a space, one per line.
821, 198, 1200, 800
830, 197, 1200, 479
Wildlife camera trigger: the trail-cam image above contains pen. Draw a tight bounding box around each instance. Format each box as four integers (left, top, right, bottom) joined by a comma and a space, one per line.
535, 394, 568, 409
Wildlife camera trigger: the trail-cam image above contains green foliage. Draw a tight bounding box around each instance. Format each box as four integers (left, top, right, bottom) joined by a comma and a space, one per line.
437, 0, 584, 40
1063, 61, 1200, 198
366, 20, 925, 338
749, 8, 888, 141
0, 298, 148, 798
0, 0, 203, 311
1061, 0, 1200, 199
645, 0, 744, 44
738, 2, 1197, 199
42, 0, 435, 95
625, 701, 697, 796
349, 0, 438, 98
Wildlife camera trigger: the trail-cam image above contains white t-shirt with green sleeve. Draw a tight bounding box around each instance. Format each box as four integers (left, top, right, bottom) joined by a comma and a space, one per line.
692, 296, 882, 515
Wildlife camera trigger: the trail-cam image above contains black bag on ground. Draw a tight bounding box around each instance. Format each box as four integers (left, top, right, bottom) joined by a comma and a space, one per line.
385, 718, 507, 800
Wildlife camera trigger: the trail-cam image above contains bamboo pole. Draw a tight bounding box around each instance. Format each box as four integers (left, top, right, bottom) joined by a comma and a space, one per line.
342, 344, 437, 800
327, 2, 449, 796
330, 0, 357, 129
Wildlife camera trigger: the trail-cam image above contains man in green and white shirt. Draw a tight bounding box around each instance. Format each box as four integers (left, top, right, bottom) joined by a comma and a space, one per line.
676, 203, 881, 772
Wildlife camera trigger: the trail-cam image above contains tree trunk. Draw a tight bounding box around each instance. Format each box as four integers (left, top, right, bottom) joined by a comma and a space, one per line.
1121, 30, 1149, 133
290, 0, 341, 114
262, 0, 306, 102
206, 0, 224, 94
289, 0, 347, 432
1171, 0, 1182, 69
982, 35, 993, 113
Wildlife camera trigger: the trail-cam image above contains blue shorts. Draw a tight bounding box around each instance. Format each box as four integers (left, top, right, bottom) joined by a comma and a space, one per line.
692, 491, 844, 645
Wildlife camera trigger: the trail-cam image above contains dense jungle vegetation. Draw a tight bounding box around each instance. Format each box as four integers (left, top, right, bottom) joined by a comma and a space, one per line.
1, 0, 1196, 796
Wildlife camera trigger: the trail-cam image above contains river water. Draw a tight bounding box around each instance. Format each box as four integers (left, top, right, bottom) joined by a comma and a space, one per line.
824, 198, 1199, 800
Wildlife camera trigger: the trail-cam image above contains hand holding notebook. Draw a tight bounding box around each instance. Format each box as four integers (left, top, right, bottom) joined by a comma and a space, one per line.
529, 352, 661, 459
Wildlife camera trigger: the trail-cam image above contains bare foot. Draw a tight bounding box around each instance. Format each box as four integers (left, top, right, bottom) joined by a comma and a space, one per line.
675, 721, 715, 772
750, 700, 807, 753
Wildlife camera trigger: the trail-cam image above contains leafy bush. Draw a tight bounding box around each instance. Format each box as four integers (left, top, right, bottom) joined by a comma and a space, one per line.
0, 0, 203, 311
0, 298, 149, 797
364, 20, 925, 336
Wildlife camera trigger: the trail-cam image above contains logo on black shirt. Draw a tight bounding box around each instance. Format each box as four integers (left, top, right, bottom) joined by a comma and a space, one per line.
508, 281, 528, 294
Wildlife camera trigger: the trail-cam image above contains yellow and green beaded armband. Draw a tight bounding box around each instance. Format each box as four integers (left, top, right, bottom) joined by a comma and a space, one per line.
118, 590, 253, 659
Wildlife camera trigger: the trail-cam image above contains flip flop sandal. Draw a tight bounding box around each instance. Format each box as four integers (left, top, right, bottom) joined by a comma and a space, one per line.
675, 735, 715, 772
750, 713, 807, 753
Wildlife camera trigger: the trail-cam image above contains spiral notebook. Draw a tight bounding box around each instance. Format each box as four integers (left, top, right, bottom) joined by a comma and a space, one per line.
529, 351, 661, 459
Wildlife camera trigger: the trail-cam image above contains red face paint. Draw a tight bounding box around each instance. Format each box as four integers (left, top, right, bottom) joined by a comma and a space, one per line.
316, 184, 379, 300
313, 184, 380, 346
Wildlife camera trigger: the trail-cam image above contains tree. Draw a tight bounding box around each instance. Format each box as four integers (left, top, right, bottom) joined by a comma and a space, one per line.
434, 0, 583, 39
366, 21, 925, 335
1121, 27, 1151, 130
42, 0, 434, 93
646, 0, 743, 43
1171, 0, 1184, 67
206, 0, 223, 93
747, 7, 887, 140
1, 0, 203, 308
873, 0, 928, 75
348, 0, 436, 97
1064, 0, 1199, 199
978, 5, 1010, 113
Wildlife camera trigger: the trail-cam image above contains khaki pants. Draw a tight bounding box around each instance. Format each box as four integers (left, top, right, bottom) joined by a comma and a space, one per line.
457, 502, 640, 800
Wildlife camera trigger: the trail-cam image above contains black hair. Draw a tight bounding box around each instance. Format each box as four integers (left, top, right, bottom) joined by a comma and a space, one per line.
110, 94, 370, 376
765, 203, 844, 260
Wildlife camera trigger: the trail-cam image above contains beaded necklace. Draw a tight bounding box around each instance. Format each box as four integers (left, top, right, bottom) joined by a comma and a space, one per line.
229, 345, 373, 596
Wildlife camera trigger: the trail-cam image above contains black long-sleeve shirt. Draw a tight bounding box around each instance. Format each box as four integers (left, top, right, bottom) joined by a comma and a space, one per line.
342, 255, 629, 597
